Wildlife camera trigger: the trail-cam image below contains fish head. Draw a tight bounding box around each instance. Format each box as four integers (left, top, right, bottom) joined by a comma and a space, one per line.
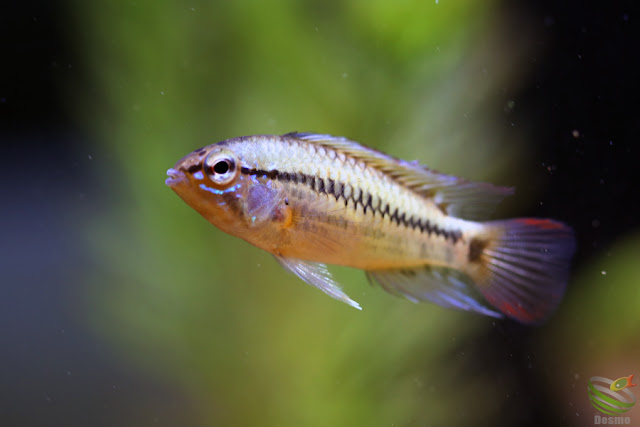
166, 137, 289, 243
166, 141, 250, 232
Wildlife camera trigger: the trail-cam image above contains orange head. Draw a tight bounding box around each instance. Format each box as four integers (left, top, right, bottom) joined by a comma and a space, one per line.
166, 136, 291, 249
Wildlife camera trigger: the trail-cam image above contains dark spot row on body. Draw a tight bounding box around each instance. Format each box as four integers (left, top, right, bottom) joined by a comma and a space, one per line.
332, 181, 343, 201
326, 178, 335, 195
468, 238, 488, 263
362, 193, 372, 214
240, 167, 462, 243
305, 175, 314, 188
240, 167, 279, 180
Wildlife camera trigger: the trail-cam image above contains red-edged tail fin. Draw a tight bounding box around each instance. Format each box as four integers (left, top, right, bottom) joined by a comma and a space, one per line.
470, 218, 576, 324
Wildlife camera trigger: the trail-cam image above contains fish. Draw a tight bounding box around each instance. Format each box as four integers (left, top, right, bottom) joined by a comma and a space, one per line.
165, 132, 575, 324
610, 375, 637, 391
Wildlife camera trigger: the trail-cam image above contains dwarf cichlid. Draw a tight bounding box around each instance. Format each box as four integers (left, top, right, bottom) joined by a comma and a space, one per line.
166, 132, 575, 324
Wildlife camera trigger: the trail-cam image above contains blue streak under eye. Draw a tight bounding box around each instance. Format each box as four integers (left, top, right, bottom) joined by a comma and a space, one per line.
193, 171, 204, 180
199, 183, 241, 195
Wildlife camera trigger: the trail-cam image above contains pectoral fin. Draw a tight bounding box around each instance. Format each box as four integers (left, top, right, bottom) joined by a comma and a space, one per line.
366, 266, 502, 318
275, 256, 362, 310
245, 184, 286, 226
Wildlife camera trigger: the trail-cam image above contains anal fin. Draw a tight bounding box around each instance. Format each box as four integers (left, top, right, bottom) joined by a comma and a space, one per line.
366, 266, 502, 318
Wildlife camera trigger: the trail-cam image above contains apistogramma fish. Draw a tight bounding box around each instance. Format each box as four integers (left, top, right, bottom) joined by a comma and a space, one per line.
166, 132, 575, 324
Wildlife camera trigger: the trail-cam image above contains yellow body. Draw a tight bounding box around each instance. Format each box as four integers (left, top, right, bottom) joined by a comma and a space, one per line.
232, 178, 478, 272
168, 134, 487, 272
166, 132, 574, 323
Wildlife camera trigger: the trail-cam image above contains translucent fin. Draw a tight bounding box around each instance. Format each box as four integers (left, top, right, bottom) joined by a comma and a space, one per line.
286, 132, 513, 220
471, 218, 576, 324
366, 267, 503, 318
274, 256, 362, 310
245, 184, 285, 226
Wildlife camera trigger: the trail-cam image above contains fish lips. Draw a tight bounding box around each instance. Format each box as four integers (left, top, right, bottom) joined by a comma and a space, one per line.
165, 168, 186, 187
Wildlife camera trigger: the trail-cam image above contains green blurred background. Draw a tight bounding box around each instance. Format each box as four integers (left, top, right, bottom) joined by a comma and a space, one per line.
2, 1, 637, 426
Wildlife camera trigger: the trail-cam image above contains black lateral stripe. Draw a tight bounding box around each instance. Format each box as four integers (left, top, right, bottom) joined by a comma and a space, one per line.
239, 167, 462, 243
306, 175, 315, 189
363, 192, 372, 214
333, 180, 343, 201
326, 178, 335, 196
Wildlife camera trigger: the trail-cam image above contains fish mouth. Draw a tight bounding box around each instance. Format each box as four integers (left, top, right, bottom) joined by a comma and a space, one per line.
165, 168, 186, 186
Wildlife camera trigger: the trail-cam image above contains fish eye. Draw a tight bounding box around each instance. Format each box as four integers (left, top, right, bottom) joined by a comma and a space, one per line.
204, 149, 238, 186
213, 161, 229, 174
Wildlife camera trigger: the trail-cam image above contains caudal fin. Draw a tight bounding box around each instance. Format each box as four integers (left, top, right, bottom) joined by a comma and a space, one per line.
471, 218, 576, 324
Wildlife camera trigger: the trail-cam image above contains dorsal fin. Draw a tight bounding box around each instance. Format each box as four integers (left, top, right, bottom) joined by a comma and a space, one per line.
286, 132, 514, 221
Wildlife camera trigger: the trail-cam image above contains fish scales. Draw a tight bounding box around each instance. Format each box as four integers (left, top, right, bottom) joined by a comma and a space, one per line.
166, 132, 575, 323
239, 135, 465, 267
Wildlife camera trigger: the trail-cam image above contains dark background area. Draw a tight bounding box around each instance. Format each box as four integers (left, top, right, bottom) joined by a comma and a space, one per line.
2, 3, 193, 426
1, 1, 636, 426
